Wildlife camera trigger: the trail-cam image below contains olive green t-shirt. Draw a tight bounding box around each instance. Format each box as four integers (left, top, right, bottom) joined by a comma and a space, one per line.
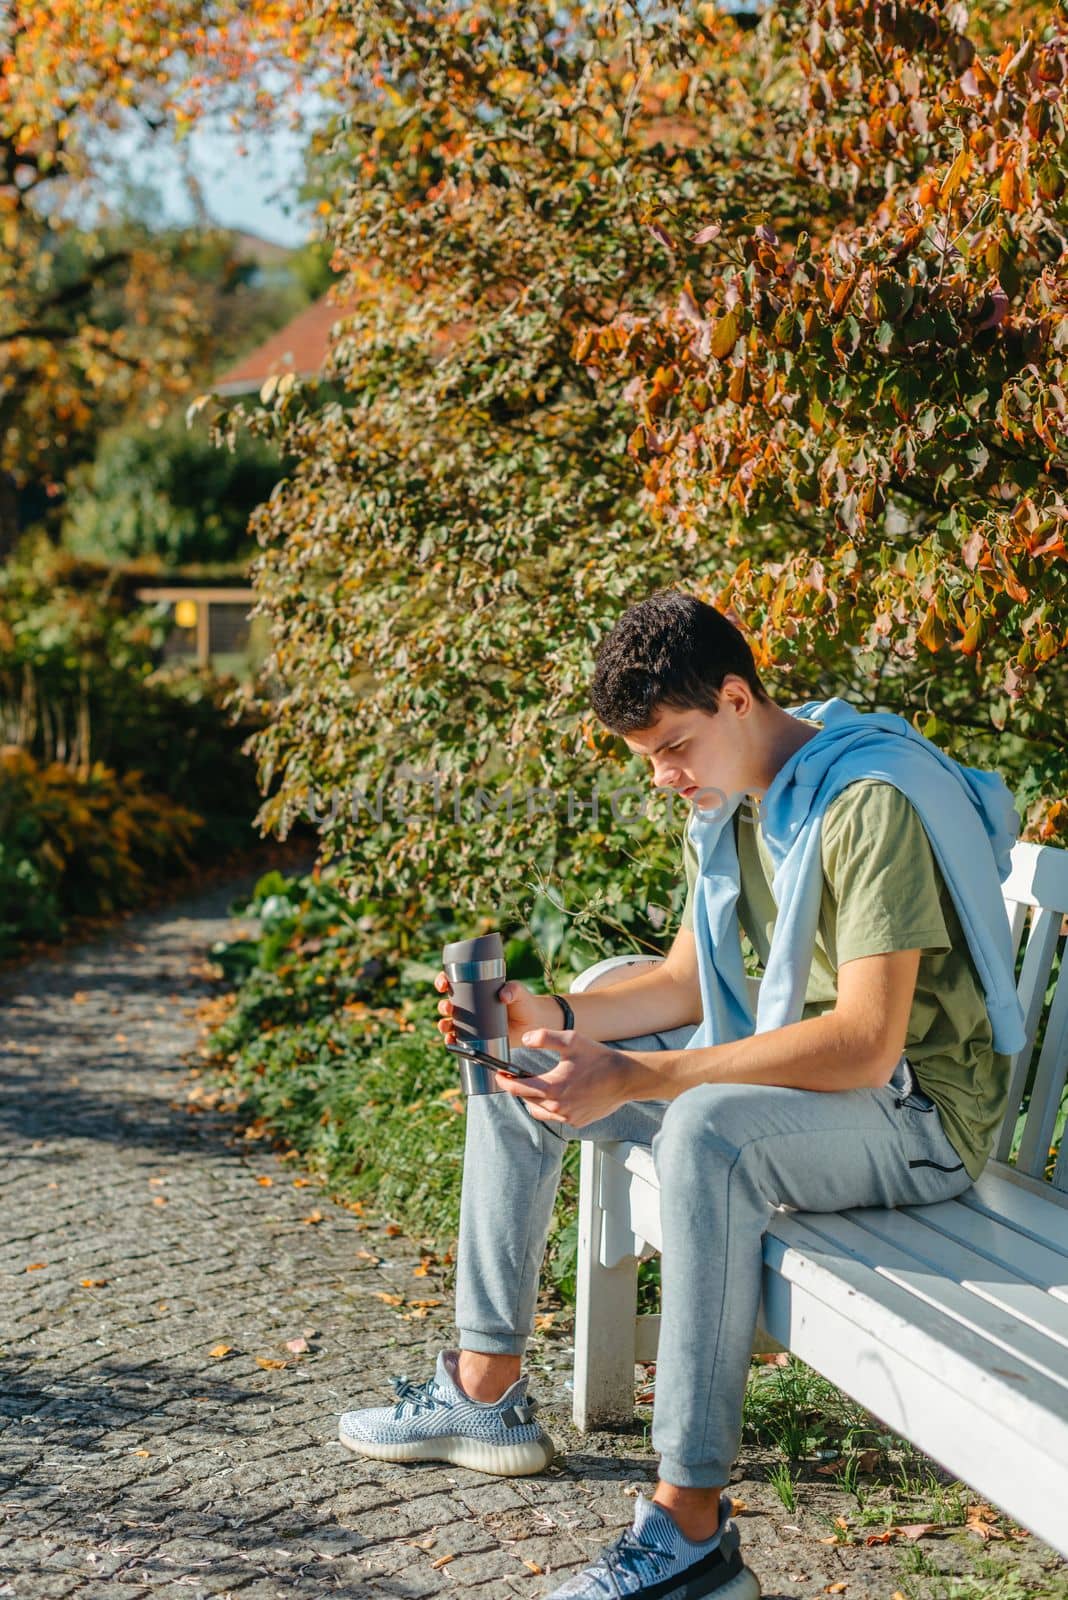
680, 777, 1012, 1181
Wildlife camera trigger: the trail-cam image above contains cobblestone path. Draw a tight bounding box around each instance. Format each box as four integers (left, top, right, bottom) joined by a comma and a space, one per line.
2, 878, 1064, 1600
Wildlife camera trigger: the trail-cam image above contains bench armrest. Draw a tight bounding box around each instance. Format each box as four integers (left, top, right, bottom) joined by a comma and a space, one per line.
571, 953, 665, 994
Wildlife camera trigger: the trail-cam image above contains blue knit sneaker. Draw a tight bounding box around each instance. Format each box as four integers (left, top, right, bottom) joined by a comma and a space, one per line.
544, 1491, 761, 1599
338, 1348, 557, 1476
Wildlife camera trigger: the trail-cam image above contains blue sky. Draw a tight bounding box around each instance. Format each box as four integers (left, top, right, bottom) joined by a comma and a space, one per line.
103, 106, 322, 248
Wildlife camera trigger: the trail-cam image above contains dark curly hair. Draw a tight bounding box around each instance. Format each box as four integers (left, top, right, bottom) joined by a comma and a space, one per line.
589, 588, 767, 735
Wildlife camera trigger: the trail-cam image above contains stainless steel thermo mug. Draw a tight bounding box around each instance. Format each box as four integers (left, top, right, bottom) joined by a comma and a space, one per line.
442, 932, 510, 1096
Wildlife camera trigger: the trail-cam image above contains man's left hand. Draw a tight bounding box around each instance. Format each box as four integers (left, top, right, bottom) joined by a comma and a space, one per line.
493, 1028, 643, 1128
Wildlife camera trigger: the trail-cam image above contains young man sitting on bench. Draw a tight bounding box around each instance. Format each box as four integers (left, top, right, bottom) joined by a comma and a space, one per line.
339, 588, 1024, 1600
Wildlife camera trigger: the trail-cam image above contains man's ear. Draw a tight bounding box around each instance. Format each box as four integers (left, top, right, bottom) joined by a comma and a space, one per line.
718, 675, 755, 719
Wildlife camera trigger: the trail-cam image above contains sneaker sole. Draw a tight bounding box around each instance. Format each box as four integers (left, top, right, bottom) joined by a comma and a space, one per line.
337, 1426, 557, 1476
682, 1562, 762, 1600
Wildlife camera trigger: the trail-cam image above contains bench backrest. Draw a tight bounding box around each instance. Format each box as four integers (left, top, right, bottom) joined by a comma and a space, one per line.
994, 840, 1068, 1191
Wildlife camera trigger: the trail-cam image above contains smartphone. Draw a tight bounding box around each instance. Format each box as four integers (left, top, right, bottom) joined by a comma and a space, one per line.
444, 1040, 536, 1079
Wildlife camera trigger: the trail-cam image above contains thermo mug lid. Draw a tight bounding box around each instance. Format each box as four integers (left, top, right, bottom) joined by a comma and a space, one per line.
442, 932, 505, 966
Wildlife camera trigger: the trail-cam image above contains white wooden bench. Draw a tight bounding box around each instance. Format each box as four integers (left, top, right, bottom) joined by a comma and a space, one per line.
570, 838, 1068, 1556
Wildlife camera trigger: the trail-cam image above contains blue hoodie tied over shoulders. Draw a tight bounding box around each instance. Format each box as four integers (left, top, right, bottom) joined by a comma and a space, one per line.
685, 697, 1027, 1057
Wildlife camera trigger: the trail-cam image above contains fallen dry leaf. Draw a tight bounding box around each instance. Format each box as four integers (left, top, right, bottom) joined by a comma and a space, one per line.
729, 1500, 748, 1515
356, 1248, 381, 1263
209, 1344, 232, 1359
133, 1449, 150, 1458
826, 1584, 848, 1594
855, 1448, 881, 1472
256, 1357, 287, 1370
755, 1351, 790, 1366
384, 1223, 402, 1236
865, 1532, 894, 1546
896, 1524, 940, 1541
293, 1177, 313, 1187
523, 1559, 544, 1574
152, 1196, 167, 1207
430, 1554, 454, 1570
79, 1278, 108, 1288
834, 1517, 849, 1531
286, 1336, 310, 1355
413, 1261, 431, 1277
373, 1292, 405, 1306
409, 1298, 442, 1309
534, 1312, 556, 1332
24, 1262, 47, 1272
256, 1175, 273, 1187
301, 1210, 324, 1225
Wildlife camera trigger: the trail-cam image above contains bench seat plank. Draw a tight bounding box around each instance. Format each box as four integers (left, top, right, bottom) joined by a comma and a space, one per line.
897, 1196, 1068, 1298
783, 1209, 1068, 1396
836, 1203, 1068, 1349
760, 1221, 1068, 1551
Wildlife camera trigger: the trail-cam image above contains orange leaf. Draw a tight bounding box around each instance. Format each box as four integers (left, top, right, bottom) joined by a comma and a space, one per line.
256, 1175, 273, 1187
373, 1292, 404, 1305
524, 1559, 544, 1573
256, 1357, 287, 1370
430, 1554, 454, 1569
710, 310, 739, 360
940, 145, 971, 203
301, 1210, 324, 1225
917, 602, 946, 652
826, 1584, 848, 1594
25, 1262, 47, 1271
209, 1344, 232, 1358
384, 1223, 402, 1235
79, 1278, 108, 1288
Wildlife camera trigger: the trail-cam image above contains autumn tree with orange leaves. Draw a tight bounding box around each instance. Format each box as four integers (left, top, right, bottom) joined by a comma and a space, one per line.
219, 0, 1067, 968
0, 0, 327, 551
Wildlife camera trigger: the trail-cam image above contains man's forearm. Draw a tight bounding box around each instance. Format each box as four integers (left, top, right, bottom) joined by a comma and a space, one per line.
626, 1011, 893, 1100
564, 966, 701, 1044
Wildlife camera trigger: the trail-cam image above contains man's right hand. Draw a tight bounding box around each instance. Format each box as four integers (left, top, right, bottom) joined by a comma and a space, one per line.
434, 972, 561, 1050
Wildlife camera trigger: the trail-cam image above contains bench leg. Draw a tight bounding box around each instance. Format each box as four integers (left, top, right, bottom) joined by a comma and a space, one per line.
572, 1142, 639, 1430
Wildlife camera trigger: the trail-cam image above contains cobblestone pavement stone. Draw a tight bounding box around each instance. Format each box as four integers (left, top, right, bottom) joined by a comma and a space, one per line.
2, 877, 1065, 1600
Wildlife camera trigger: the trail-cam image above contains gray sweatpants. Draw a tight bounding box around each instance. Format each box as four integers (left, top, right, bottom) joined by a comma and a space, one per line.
454, 1023, 976, 1488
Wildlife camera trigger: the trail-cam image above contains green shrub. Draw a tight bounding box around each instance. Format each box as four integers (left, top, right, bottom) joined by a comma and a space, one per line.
203, 865, 589, 1287
0, 748, 202, 952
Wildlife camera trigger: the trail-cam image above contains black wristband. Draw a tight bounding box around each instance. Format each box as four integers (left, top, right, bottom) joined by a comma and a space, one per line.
551, 992, 575, 1031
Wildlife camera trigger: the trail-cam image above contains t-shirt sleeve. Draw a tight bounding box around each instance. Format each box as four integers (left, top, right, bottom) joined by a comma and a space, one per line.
680, 831, 698, 931
820, 781, 952, 967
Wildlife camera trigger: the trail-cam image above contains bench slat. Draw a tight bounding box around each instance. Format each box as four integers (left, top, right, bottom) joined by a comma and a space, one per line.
995, 904, 1063, 1163
765, 1215, 1068, 1458
962, 1166, 1068, 1255
780, 1210, 1068, 1395
761, 1225, 1068, 1554
836, 1203, 1068, 1350
899, 1194, 1068, 1299
1017, 947, 1068, 1181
